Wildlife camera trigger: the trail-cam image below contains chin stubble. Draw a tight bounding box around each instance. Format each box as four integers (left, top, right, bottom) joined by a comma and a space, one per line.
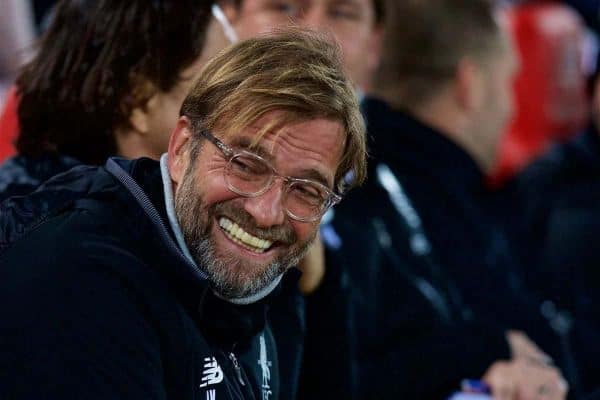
174, 167, 315, 299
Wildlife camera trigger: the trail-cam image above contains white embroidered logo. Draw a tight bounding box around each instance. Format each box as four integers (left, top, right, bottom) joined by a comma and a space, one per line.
258, 335, 273, 400
206, 389, 216, 400
200, 357, 224, 388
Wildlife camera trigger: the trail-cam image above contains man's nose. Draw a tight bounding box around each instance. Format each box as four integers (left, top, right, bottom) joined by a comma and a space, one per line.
242, 182, 286, 227
298, 7, 328, 30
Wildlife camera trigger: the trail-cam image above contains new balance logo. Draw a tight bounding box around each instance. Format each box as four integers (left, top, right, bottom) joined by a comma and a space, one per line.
200, 357, 224, 388
206, 389, 216, 400
258, 335, 273, 400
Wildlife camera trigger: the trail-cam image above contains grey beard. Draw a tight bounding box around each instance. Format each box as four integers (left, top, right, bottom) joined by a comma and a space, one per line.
190, 232, 310, 299
174, 163, 314, 299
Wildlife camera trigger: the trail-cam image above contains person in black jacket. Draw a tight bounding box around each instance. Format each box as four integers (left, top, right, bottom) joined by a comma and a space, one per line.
0, 30, 367, 399
320, 0, 569, 398
513, 74, 600, 397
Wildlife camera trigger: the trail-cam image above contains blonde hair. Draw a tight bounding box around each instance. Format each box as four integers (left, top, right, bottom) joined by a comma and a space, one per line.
180, 28, 367, 192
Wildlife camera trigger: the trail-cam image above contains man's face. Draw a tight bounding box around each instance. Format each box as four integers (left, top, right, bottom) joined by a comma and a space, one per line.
470, 34, 519, 171
221, 0, 382, 90
172, 112, 344, 298
142, 60, 204, 159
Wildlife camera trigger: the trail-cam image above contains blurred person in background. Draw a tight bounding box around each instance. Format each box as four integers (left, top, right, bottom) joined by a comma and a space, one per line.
216, 0, 384, 92
322, 0, 571, 397
0, 0, 227, 201
513, 68, 600, 398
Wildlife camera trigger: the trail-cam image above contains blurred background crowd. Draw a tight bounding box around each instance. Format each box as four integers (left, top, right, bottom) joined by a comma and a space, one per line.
0, 0, 599, 399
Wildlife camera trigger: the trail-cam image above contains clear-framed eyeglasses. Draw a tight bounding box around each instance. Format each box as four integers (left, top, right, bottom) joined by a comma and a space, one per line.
189, 121, 342, 222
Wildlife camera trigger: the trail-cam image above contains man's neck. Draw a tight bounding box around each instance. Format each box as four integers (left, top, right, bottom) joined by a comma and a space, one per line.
409, 99, 490, 173
115, 127, 162, 161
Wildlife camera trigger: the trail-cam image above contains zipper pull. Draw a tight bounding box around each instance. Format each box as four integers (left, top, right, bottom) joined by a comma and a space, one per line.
228, 352, 245, 386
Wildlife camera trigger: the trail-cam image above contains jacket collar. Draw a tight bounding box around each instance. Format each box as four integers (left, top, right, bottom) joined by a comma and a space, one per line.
362, 96, 485, 196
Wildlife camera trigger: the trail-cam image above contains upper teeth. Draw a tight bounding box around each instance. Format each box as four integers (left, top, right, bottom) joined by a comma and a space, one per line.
219, 217, 273, 252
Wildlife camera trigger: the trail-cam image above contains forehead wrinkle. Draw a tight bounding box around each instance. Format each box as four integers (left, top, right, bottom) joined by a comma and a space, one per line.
228, 135, 275, 162
274, 128, 341, 186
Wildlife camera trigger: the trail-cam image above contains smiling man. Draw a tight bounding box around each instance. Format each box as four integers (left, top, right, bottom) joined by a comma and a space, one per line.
170, 113, 345, 300
0, 30, 366, 399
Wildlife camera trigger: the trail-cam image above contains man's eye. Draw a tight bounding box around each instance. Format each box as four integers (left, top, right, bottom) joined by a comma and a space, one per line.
232, 158, 251, 172
329, 5, 361, 21
267, 1, 300, 16
231, 157, 268, 175
292, 184, 325, 204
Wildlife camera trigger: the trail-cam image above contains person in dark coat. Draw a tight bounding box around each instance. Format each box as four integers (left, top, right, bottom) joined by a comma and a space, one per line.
513, 75, 600, 397
316, 0, 569, 398
0, 30, 368, 399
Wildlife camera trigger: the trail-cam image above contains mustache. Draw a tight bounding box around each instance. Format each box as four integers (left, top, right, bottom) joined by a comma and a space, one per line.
211, 201, 297, 245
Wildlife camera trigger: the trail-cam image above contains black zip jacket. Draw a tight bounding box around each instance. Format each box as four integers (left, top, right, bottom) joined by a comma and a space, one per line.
360, 97, 561, 358
0, 153, 80, 202
0, 157, 282, 399
298, 98, 517, 399
318, 171, 511, 399
514, 126, 600, 396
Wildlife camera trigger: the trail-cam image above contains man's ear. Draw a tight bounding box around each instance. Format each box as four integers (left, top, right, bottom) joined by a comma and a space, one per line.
168, 116, 194, 185
129, 104, 151, 135
128, 87, 161, 135
455, 57, 485, 113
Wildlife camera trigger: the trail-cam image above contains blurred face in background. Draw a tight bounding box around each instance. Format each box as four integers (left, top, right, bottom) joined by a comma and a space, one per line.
466, 30, 519, 172
133, 58, 206, 159
219, 0, 382, 90
124, 17, 233, 160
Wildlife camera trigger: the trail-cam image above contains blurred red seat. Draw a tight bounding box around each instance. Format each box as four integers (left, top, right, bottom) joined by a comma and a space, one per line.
0, 86, 19, 163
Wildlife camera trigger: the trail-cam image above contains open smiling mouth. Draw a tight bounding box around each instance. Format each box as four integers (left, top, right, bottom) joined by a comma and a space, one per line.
218, 217, 274, 254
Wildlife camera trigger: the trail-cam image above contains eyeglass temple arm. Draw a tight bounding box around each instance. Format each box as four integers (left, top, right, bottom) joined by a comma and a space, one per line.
198, 129, 234, 158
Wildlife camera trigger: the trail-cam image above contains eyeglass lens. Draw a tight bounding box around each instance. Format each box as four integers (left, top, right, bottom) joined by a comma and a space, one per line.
225, 153, 328, 220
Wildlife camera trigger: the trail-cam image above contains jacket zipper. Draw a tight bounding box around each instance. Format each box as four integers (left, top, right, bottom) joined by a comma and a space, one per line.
228, 352, 246, 387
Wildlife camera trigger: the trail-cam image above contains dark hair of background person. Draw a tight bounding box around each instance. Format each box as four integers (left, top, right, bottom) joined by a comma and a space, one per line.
374, 0, 501, 110
16, 0, 212, 165
229, 0, 385, 25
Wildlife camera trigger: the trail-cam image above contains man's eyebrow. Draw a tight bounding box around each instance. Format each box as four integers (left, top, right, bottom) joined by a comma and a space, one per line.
229, 136, 274, 161
331, 0, 362, 9
228, 136, 333, 189
296, 168, 333, 189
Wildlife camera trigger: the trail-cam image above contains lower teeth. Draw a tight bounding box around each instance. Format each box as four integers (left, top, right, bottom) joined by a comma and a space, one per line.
224, 229, 265, 253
